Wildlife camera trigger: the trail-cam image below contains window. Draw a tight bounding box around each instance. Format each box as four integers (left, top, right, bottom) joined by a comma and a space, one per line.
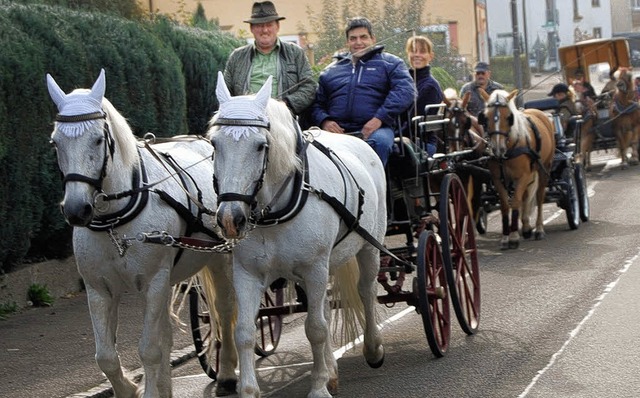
634, 0, 640, 10
592, 0, 600, 6
573, 0, 582, 21
593, 27, 602, 39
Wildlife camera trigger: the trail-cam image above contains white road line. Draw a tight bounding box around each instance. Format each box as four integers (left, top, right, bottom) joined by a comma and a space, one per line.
262, 306, 415, 396
518, 249, 640, 397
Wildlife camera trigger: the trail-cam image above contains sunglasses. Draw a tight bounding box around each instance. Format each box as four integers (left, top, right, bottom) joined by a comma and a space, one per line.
475, 71, 487, 75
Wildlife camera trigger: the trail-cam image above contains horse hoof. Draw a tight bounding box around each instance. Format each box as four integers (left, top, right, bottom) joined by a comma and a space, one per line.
534, 231, 545, 240
500, 241, 510, 250
508, 240, 519, 249
327, 377, 339, 395
215, 379, 238, 397
522, 229, 533, 240
365, 345, 385, 369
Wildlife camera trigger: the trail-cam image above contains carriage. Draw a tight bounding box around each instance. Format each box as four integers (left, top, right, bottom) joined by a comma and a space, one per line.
557, 37, 636, 169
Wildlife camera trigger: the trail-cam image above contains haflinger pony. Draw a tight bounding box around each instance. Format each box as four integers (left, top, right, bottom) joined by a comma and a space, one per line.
207, 72, 386, 397
609, 68, 640, 169
478, 89, 555, 250
47, 69, 238, 398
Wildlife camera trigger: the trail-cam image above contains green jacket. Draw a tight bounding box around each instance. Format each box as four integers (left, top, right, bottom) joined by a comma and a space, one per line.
223, 40, 317, 115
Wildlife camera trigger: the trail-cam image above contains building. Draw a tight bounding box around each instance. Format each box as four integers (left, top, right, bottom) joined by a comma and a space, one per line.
486, 0, 613, 70
146, 0, 487, 66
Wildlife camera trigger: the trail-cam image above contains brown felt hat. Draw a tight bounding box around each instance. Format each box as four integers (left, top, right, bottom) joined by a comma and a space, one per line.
244, 1, 285, 24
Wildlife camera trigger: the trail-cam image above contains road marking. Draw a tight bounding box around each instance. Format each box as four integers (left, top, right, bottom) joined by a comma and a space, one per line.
262, 306, 415, 396
518, 248, 640, 397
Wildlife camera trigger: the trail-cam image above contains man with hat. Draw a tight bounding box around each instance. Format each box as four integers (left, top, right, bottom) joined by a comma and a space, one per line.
548, 82, 578, 144
460, 61, 503, 116
223, 1, 316, 118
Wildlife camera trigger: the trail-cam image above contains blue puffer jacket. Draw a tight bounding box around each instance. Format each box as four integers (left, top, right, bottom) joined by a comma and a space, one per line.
311, 45, 415, 132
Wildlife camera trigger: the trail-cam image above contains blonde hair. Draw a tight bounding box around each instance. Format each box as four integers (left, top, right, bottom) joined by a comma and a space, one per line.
405, 35, 434, 56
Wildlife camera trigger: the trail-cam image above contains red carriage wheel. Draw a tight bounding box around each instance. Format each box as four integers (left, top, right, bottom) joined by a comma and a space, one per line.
189, 286, 220, 380
415, 229, 451, 357
254, 284, 284, 357
438, 173, 481, 335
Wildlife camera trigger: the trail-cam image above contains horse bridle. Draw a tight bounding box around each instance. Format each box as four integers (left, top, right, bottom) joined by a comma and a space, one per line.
54, 111, 115, 193
480, 100, 515, 145
211, 117, 271, 211
444, 104, 472, 148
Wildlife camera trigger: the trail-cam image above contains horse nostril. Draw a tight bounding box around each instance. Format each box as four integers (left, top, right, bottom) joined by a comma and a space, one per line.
234, 213, 246, 232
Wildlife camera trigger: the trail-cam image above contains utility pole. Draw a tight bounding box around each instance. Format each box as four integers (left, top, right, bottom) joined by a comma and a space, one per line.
511, 0, 523, 106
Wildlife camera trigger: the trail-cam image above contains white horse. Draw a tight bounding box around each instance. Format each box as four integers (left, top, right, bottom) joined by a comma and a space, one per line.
47, 69, 237, 398
206, 72, 386, 398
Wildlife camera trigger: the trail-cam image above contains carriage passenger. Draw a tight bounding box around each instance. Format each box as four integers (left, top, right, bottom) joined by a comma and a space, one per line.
310, 17, 415, 166
223, 1, 317, 120
548, 83, 578, 142
403, 35, 444, 157
459, 61, 503, 117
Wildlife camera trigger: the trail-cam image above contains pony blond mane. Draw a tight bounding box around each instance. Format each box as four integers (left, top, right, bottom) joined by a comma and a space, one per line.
443, 87, 459, 100
487, 89, 528, 141
101, 97, 139, 171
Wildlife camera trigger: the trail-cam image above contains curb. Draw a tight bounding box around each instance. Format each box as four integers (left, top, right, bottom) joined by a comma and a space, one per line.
65, 346, 197, 398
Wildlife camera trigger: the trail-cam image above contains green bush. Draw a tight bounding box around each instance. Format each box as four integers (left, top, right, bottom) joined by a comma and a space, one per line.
0, 1, 242, 272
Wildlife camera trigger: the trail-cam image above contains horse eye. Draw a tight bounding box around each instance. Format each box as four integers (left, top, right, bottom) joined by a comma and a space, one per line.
257, 143, 267, 152
96, 137, 104, 146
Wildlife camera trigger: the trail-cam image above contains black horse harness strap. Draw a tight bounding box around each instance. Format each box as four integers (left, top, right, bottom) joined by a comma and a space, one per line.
504, 117, 542, 165
88, 148, 151, 231
308, 139, 415, 272
255, 123, 311, 225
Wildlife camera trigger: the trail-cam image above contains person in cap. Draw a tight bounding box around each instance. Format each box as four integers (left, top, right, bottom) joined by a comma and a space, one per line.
223, 1, 317, 119
548, 83, 578, 139
310, 17, 415, 166
571, 68, 597, 102
459, 61, 503, 116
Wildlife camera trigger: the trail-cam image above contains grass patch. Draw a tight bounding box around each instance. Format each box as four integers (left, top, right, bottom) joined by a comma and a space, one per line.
0, 301, 18, 320
28, 283, 54, 307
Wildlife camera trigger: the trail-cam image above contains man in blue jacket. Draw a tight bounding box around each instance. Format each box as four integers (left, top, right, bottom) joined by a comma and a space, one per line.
311, 17, 415, 165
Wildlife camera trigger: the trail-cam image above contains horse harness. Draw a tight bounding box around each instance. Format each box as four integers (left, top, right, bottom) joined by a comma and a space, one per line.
483, 101, 546, 175
54, 111, 227, 257
211, 117, 415, 271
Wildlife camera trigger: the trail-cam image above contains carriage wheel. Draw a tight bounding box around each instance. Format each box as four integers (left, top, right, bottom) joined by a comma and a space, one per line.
189, 286, 219, 380
415, 230, 451, 357
254, 284, 284, 357
574, 163, 590, 222
562, 167, 580, 230
438, 173, 481, 335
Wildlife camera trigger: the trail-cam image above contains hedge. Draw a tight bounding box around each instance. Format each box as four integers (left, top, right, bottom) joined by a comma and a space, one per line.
0, 1, 242, 271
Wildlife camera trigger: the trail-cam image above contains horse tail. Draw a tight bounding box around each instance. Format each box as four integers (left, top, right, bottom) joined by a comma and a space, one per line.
331, 257, 368, 348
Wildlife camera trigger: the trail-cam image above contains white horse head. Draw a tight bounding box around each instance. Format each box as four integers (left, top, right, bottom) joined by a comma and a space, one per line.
208, 71, 301, 238
47, 69, 138, 226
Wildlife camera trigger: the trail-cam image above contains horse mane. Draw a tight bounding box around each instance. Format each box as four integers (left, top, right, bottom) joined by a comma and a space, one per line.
100, 97, 139, 171
210, 96, 302, 183
488, 89, 529, 141
263, 99, 303, 181
616, 69, 635, 102
443, 88, 459, 100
